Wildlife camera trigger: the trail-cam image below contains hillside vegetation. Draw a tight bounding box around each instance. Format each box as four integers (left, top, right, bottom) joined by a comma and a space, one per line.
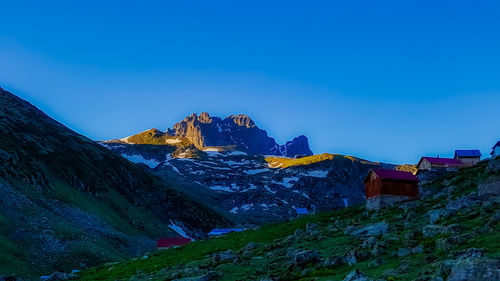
265, 153, 376, 169
0, 88, 230, 278
79, 160, 500, 280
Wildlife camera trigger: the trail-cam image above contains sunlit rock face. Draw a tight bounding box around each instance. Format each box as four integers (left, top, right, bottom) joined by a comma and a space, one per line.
169, 112, 313, 157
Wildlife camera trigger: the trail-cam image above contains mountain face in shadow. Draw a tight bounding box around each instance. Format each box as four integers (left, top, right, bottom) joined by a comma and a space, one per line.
0, 87, 229, 277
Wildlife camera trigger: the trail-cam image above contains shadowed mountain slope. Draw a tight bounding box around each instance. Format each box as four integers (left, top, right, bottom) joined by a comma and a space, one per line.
0, 87, 229, 278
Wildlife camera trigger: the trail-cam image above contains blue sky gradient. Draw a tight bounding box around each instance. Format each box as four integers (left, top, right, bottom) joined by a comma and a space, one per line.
1, 1, 499, 163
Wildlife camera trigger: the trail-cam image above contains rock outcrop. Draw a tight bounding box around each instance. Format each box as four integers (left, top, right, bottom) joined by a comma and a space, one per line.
169, 113, 313, 157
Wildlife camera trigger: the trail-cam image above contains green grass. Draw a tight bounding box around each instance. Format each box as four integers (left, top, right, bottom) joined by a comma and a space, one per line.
79, 162, 500, 281
266, 153, 340, 168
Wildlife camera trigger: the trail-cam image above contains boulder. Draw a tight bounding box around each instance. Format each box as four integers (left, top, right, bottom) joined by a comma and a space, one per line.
422, 225, 446, 238
322, 256, 342, 268
412, 245, 424, 254
287, 249, 320, 268
427, 209, 447, 224
446, 194, 482, 211
342, 270, 374, 281
43, 272, 78, 281
478, 176, 500, 196
447, 255, 500, 281
343, 250, 358, 265
346, 222, 389, 238
397, 248, 410, 257
212, 250, 236, 263
361, 237, 377, 249
371, 242, 387, 256
305, 222, 318, 233
368, 257, 384, 268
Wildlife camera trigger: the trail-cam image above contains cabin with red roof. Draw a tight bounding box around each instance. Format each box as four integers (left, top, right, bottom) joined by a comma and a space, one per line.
364, 168, 419, 210
416, 156, 464, 182
417, 156, 464, 171
156, 237, 191, 250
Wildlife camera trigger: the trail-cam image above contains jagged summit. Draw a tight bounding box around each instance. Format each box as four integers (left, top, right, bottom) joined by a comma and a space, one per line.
119, 112, 313, 158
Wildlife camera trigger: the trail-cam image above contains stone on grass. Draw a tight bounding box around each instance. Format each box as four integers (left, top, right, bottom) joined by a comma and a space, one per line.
343, 250, 357, 265
346, 222, 389, 238
368, 257, 384, 268
343, 270, 374, 281
447, 252, 500, 281
397, 248, 410, 257
287, 249, 320, 268
422, 225, 445, 238
322, 256, 342, 268
412, 245, 424, 254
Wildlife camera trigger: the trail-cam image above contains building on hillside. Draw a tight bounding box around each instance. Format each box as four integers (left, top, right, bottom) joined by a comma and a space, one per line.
416, 156, 464, 182
454, 150, 482, 166
364, 168, 419, 210
491, 141, 500, 159
207, 228, 245, 237
156, 237, 191, 250
417, 156, 464, 171
295, 207, 309, 217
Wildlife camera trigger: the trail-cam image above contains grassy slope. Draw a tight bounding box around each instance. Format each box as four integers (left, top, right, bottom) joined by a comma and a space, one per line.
79, 162, 499, 280
0, 88, 230, 277
265, 153, 374, 169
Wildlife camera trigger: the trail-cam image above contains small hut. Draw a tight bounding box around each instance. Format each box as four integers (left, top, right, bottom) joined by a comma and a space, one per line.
156, 237, 191, 250
417, 156, 464, 171
295, 207, 309, 217
454, 150, 482, 166
364, 168, 419, 210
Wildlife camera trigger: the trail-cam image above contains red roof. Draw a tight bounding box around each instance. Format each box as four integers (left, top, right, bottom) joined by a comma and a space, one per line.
421, 157, 463, 166
156, 237, 191, 248
370, 168, 419, 182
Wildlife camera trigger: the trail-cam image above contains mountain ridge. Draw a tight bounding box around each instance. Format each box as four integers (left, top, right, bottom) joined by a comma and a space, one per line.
110, 112, 313, 158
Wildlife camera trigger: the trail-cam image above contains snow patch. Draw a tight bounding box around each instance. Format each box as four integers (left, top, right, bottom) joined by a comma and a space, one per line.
210, 185, 235, 192
272, 177, 299, 188
305, 170, 329, 178
227, 151, 247, 156
264, 185, 276, 194
121, 154, 160, 169
165, 138, 181, 144
119, 136, 131, 144
343, 198, 349, 207
244, 168, 270, 175
240, 203, 254, 211
203, 147, 223, 157
169, 220, 192, 240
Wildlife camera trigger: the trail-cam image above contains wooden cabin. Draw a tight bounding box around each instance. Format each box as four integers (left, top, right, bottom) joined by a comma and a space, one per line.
417, 156, 464, 171
295, 207, 308, 217
156, 237, 191, 250
491, 141, 500, 159
454, 150, 482, 167
364, 168, 419, 210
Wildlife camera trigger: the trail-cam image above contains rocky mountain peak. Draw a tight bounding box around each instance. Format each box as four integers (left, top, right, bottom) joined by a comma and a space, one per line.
167, 113, 313, 157
227, 114, 255, 128
198, 112, 213, 124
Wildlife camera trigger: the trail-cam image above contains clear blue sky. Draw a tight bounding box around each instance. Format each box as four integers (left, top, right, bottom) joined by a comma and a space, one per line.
1, 1, 499, 163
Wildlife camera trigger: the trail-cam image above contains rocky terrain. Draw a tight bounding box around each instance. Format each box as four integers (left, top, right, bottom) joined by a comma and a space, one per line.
100, 142, 393, 225
79, 158, 500, 281
111, 112, 313, 158
0, 87, 229, 279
